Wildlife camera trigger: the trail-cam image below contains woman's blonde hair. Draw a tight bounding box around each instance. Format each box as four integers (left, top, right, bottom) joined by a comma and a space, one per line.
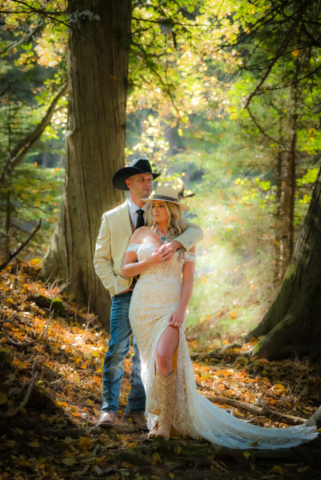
147, 188, 187, 241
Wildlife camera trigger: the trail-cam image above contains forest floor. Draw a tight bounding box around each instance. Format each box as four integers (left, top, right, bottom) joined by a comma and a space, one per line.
1, 261, 321, 480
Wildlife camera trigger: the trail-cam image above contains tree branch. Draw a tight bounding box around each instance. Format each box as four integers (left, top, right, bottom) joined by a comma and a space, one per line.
0, 219, 41, 272
0, 83, 67, 184
205, 395, 308, 426
246, 106, 286, 147
0, 371, 39, 418
0, 22, 44, 56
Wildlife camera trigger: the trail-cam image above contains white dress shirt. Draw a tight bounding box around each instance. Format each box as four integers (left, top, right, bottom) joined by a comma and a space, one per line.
127, 197, 149, 228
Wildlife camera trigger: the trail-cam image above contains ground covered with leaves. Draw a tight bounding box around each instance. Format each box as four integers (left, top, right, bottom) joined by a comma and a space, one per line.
1, 262, 321, 480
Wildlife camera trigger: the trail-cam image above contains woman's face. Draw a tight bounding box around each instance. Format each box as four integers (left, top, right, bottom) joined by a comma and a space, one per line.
151, 201, 169, 225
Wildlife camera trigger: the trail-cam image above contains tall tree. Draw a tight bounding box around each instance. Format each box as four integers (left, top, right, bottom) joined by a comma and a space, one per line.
42, 1, 131, 324
235, 0, 321, 360
247, 166, 321, 363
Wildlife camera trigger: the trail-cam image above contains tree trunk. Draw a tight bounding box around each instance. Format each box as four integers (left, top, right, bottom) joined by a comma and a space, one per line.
246, 166, 321, 363
273, 136, 283, 283
278, 86, 297, 278
42, 0, 132, 326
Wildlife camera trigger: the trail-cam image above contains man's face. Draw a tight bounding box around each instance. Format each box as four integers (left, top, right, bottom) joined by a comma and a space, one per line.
126, 174, 154, 197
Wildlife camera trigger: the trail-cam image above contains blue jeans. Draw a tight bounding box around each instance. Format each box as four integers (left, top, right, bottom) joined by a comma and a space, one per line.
102, 291, 146, 415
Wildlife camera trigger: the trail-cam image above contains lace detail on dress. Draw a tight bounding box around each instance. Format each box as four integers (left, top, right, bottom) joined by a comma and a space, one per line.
128, 244, 318, 449
125, 243, 141, 253
184, 251, 196, 263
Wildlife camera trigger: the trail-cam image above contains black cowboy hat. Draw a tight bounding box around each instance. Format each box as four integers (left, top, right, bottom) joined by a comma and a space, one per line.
112, 158, 162, 191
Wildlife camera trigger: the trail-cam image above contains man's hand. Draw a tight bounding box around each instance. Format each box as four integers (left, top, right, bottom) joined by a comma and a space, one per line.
119, 278, 136, 294
168, 308, 185, 328
155, 240, 182, 261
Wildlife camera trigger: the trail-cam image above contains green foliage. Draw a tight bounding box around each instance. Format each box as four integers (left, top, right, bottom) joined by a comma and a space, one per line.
0, 164, 63, 258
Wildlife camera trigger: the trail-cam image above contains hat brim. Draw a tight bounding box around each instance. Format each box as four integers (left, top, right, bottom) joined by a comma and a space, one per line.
112, 168, 161, 191
141, 197, 190, 211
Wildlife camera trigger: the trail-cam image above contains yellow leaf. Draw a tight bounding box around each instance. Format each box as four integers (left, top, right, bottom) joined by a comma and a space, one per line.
86, 398, 94, 407
155, 452, 161, 461
274, 384, 285, 391
79, 437, 91, 446
243, 452, 250, 460
63, 437, 74, 444
0, 393, 8, 405
297, 466, 309, 473
177, 445, 181, 454
272, 466, 284, 475
63, 457, 77, 466
29, 258, 42, 266
121, 461, 134, 468
28, 441, 40, 447
169, 474, 175, 479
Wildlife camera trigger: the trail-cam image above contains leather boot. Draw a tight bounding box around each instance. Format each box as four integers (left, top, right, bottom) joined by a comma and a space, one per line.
155, 371, 177, 439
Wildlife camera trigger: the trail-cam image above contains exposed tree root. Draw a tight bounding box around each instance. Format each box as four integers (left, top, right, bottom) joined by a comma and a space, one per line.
205, 395, 306, 426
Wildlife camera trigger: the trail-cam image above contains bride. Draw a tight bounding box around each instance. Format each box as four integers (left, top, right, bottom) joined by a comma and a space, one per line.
121, 185, 318, 449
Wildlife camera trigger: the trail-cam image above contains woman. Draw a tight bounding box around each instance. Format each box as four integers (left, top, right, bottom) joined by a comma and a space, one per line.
121, 185, 318, 449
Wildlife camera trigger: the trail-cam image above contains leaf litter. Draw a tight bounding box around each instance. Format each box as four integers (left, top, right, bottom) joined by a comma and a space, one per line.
0, 261, 320, 480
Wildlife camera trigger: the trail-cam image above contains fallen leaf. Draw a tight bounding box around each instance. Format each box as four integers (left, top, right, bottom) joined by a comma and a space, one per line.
297, 466, 309, 473
243, 452, 250, 460
28, 441, 40, 448
0, 393, 8, 404
63, 457, 77, 466
271, 465, 284, 475
121, 461, 134, 468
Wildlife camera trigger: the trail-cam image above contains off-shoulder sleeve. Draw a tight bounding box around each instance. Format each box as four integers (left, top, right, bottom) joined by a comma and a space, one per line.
184, 251, 196, 263
125, 243, 141, 253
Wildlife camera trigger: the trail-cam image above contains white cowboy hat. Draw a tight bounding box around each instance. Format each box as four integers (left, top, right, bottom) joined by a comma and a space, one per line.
141, 185, 190, 211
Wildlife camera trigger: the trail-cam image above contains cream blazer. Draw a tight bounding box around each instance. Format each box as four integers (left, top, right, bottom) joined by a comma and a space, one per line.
93, 200, 204, 297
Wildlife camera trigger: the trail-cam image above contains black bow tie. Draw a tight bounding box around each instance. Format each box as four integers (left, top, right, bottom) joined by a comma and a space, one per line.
136, 209, 145, 228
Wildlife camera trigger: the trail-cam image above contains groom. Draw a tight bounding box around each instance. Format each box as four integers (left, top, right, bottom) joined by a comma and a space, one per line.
94, 158, 203, 429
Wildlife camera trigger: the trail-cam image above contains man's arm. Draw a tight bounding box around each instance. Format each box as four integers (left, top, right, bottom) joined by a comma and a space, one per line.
156, 222, 203, 259
174, 222, 204, 250
93, 213, 133, 297
93, 213, 117, 296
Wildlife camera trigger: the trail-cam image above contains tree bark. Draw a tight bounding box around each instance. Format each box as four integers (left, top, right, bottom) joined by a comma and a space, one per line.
273, 129, 283, 283
42, 0, 132, 326
246, 165, 321, 363
277, 85, 298, 279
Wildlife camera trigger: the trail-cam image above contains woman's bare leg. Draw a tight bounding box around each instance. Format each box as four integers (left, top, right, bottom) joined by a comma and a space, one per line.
155, 325, 179, 377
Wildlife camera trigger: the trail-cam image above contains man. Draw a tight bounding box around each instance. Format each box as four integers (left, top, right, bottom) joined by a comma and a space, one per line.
94, 158, 203, 429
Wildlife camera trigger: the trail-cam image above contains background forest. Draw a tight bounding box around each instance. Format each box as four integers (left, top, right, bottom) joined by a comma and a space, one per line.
2, 2, 321, 479
1, 0, 321, 345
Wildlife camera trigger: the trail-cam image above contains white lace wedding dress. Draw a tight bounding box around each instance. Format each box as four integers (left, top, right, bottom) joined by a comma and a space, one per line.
127, 243, 318, 449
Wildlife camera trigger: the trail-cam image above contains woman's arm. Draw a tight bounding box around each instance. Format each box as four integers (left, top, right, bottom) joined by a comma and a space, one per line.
121, 239, 170, 278
122, 250, 170, 277
168, 247, 196, 328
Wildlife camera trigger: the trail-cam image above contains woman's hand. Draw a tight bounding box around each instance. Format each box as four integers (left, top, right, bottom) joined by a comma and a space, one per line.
168, 309, 185, 328
148, 248, 173, 265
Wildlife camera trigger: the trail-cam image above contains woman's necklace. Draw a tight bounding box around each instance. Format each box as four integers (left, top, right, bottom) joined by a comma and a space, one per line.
156, 227, 168, 245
